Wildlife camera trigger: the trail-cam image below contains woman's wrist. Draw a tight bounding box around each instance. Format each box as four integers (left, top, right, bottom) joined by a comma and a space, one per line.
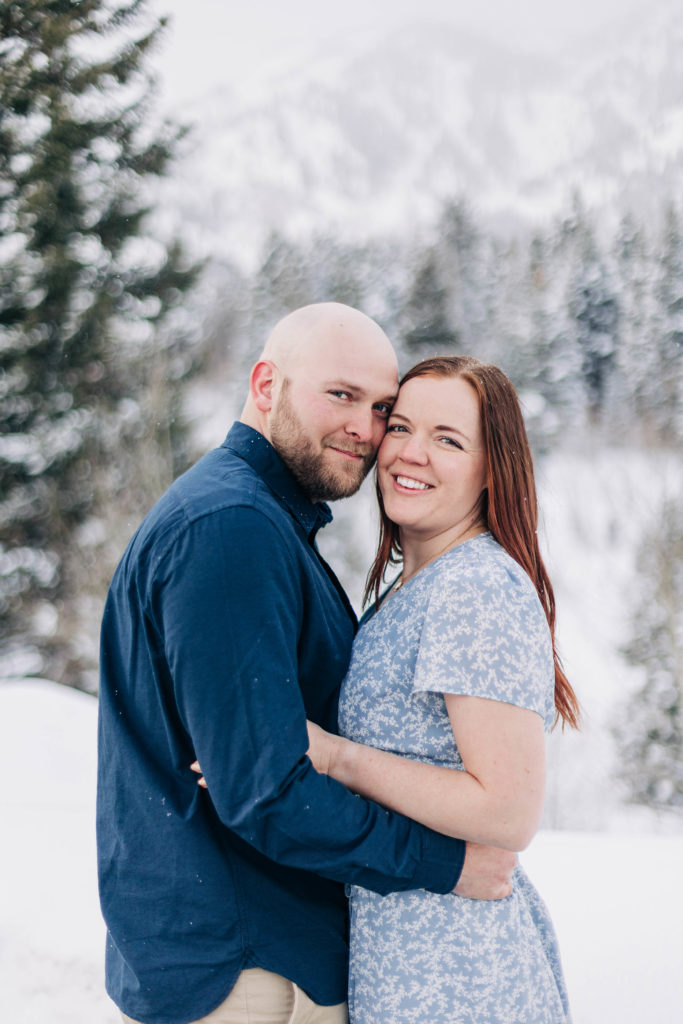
329, 734, 358, 787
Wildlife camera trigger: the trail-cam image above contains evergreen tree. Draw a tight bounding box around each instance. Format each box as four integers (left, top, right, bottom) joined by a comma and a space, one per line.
400, 250, 458, 353
566, 228, 620, 419
306, 235, 367, 311
435, 199, 486, 354
614, 499, 683, 812
611, 213, 659, 441
248, 232, 314, 350
515, 212, 588, 444
652, 205, 683, 441
0, 0, 198, 685
507, 233, 568, 451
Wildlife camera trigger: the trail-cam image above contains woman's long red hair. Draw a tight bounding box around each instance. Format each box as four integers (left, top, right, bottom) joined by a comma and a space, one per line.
365, 355, 580, 730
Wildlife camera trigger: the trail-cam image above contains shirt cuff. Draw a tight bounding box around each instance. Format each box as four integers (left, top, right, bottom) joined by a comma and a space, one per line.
412, 831, 466, 894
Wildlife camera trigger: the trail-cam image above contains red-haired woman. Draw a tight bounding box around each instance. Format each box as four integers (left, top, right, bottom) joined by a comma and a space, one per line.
307, 356, 580, 1024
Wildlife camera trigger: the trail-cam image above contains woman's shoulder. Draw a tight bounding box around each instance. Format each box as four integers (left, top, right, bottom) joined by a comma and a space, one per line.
429, 534, 545, 627
415, 534, 555, 718
437, 533, 531, 589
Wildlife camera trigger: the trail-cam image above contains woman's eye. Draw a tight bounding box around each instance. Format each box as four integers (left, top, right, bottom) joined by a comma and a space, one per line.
439, 436, 463, 449
386, 423, 407, 433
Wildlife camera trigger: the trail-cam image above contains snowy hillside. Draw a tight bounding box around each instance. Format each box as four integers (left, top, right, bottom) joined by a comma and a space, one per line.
2, 679, 682, 1023
160, 2, 683, 266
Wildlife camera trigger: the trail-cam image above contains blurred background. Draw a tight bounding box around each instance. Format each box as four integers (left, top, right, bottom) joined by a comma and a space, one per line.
1, 1, 682, 1020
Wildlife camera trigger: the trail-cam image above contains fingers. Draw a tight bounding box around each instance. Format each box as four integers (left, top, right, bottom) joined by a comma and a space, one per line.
190, 761, 208, 788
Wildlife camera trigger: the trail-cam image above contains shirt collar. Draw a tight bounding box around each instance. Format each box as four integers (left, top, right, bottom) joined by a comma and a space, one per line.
221, 422, 333, 539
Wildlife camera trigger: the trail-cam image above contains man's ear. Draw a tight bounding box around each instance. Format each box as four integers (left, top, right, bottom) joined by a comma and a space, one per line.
250, 360, 277, 413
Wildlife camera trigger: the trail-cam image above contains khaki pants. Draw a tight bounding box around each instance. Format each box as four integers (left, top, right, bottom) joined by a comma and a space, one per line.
121, 967, 348, 1024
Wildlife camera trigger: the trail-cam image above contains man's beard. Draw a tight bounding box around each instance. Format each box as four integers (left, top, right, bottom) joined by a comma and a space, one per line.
270, 385, 375, 502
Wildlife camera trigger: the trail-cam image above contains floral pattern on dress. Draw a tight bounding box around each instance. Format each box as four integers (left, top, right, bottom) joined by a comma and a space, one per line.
339, 533, 571, 1024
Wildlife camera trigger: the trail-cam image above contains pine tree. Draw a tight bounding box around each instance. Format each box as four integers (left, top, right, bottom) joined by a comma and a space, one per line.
566, 227, 620, 420
249, 232, 315, 349
507, 233, 567, 451
614, 499, 683, 812
0, 0, 198, 685
611, 213, 659, 441
652, 205, 683, 442
435, 200, 485, 354
400, 250, 458, 353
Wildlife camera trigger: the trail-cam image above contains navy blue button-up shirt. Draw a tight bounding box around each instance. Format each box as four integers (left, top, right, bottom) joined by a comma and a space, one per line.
97, 422, 465, 1024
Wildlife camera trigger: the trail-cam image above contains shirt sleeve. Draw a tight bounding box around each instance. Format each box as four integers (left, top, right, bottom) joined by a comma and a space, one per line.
412, 555, 555, 723
153, 505, 465, 896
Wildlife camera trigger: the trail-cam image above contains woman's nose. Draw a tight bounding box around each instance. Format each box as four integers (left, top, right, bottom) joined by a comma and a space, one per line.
398, 433, 428, 463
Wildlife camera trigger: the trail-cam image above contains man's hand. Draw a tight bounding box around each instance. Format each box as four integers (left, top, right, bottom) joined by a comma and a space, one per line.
454, 842, 517, 900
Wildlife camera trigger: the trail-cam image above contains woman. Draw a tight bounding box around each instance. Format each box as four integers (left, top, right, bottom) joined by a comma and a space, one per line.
306, 355, 580, 1024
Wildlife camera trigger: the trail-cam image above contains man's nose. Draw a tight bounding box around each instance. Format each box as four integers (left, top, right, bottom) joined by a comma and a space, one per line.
344, 407, 374, 442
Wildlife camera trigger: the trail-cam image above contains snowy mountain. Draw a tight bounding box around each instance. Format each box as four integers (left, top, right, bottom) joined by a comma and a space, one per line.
160, 2, 683, 266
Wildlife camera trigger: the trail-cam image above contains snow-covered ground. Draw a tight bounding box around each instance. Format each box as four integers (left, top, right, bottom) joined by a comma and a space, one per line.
2, 678, 682, 1023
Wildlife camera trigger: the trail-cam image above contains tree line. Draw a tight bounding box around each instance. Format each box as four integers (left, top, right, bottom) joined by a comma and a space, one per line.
237, 197, 683, 454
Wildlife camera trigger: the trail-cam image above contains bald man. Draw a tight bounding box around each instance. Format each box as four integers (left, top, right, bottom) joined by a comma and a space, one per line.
97, 304, 514, 1024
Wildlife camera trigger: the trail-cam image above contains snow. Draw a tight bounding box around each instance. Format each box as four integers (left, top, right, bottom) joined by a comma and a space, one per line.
536, 450, 683, 831
2, 678, 682, 1023
0, 680, 117, 1024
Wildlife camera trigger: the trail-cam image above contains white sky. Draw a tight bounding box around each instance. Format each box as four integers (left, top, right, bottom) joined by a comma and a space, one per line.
149, 0, 659, 106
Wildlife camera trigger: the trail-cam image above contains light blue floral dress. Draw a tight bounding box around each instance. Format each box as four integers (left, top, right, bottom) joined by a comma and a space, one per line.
339, 533, 571, 1024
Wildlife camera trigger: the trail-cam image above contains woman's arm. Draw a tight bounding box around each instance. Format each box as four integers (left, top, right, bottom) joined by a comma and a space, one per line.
307, 696, 545, 852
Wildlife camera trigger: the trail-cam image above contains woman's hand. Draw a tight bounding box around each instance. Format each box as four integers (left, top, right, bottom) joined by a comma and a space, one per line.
306, 720, 340, 775
190, 761, 207, 788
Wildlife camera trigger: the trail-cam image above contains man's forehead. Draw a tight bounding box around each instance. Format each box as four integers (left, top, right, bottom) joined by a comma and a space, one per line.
289, 331, 398, 398
321, 376, 398, 400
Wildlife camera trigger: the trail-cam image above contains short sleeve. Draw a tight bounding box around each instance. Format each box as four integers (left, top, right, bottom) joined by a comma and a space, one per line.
412, 548, 555, 725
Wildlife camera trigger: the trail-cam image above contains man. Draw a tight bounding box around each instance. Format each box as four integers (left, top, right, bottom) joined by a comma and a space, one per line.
97, 303, 514, 1024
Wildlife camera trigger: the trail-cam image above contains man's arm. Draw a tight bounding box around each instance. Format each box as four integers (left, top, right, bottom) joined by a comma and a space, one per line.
157, 507, 466, 897
190, 763, 516, 900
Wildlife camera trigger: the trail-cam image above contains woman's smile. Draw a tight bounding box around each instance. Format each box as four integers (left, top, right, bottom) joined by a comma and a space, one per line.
393, 474, 433, 491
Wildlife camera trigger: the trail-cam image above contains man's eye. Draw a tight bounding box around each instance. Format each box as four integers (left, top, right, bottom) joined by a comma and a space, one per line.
329, 390, 351, 400
374, 403, 391, 418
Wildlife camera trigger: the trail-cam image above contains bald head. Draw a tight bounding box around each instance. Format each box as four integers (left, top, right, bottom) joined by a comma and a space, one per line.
241, 302, 398, 501
259, 302, 396, 375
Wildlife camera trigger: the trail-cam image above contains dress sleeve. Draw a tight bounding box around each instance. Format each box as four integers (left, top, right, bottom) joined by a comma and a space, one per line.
412, 553, 555, 723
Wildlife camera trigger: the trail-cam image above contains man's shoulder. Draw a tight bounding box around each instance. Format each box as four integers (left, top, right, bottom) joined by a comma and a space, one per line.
173, 444, 266, 518
156, 444, 292, 538
120, 444, 292, 576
